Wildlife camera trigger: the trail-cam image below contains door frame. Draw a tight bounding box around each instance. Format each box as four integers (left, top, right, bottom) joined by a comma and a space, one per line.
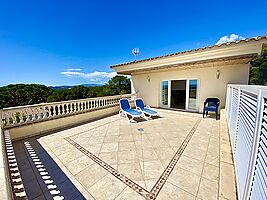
170, 79, 187, 109
160, 78, 200, 111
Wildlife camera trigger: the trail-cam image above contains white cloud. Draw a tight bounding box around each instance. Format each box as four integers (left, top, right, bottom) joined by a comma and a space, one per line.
61, 69, 117, 84
216, 34, 245, 45
65, 68, 82, 71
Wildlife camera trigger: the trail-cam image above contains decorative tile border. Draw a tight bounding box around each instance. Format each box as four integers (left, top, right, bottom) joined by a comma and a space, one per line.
65, 137, 150, 198
65, 118, 202, 199
147, 118, 202, 199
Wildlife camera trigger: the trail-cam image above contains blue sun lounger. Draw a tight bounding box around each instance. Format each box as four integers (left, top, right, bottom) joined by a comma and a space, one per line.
119, 98, 145, 123
135, 98, 158, 118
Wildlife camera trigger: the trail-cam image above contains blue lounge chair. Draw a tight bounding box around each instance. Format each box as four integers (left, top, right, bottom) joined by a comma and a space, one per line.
119, 98, 144, 123
203, 98, 220, 120
135, 98, 158, 118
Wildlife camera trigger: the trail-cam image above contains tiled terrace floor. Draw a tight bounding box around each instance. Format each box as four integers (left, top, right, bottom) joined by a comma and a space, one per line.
13, 109, 222, 200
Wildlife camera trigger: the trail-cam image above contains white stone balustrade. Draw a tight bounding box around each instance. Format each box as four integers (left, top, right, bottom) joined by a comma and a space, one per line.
1, 93, 136, 129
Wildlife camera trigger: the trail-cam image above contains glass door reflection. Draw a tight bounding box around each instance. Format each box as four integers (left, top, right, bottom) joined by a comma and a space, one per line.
188, 79, 198, 110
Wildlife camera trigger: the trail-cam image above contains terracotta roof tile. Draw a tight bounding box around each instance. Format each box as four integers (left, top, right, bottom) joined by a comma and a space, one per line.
110, 35, 267, 68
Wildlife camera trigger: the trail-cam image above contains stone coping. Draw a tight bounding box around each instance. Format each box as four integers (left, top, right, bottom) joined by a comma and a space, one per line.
0, 125, 11, 199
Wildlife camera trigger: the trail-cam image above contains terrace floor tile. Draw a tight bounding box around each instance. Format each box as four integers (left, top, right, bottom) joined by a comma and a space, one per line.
11, 109, 234, 200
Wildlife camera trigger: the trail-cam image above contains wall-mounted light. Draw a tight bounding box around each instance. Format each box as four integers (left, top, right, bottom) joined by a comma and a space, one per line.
147, 76, 150, 82
216, 70, 220, 79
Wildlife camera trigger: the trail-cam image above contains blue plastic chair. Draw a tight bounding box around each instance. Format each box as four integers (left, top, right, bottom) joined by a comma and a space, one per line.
135, 98, 158, 118
203, 98, 220, 120
119, 99, 144, 122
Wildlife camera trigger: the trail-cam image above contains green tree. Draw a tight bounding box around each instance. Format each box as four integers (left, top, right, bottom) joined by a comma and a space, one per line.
106, 75, 131, 95
47, 89, 69, 102
67, 85, 88, 100
0, 76, 131, 108
249, 46, 267, 85
0, 84, 52, 108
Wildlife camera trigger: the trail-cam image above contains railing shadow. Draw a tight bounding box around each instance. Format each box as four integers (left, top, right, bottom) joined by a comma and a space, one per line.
13, 136, 88, 200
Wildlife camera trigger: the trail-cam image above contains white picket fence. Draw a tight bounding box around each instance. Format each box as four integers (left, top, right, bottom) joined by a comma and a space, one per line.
226, 84, 267, 200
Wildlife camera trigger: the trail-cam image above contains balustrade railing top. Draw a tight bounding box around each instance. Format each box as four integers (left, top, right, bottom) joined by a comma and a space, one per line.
1, 93, 136, 129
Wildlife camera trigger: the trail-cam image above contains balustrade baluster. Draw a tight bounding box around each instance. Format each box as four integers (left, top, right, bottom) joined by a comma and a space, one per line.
6, 112, 11, 125
38, 107, 43, 120
49, 106, 53, 118
3, 112, 9, 126
53, 105, 57, 117
18, 111, 24, 124
82, 102, 85, 111
75, 103, 78, 112
62, 104, 66, 115
70, 103, 74, 113
60, 104, 63, 115
79, 102, 82, 112
1, 93, 135, 128
78, 102, 81, 111
59, 105, 63, 116
35, 108, 40, 120
24, 109, 30, 123
66, 104, 70, 114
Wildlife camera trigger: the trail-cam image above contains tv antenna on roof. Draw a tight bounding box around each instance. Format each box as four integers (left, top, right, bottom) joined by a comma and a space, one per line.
132, 48, 140, 61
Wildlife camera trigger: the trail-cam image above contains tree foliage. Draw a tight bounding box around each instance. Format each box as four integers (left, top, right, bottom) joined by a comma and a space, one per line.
249, 46, 267, 85
107, 75, 131, 95
0, 75, 131, 109
0, 84, 52, 108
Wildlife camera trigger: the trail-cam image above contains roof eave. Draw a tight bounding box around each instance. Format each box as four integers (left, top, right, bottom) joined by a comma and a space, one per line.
115, 53, 257, 75
110, 35, 267, 69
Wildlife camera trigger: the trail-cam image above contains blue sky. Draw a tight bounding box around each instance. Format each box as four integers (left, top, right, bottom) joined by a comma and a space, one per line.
0, 0, 266, 86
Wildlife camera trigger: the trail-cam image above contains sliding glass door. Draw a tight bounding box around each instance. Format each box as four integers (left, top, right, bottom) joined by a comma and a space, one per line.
160, 79, 199, 111
188, 79, 198, 110
161, 81, 169, 106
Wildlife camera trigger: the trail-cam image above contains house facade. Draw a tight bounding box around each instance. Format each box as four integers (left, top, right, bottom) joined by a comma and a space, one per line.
111, 36, 267, 113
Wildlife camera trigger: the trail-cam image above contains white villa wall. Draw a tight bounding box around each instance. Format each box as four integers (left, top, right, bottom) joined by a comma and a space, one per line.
131, 64, 249, 113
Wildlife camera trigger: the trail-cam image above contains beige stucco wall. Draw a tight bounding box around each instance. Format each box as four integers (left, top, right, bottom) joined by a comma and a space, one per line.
131, 64, 249, 113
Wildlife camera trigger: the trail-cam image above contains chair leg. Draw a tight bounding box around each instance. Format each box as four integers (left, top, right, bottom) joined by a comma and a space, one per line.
203, 110, 205, 118
125, 114, 131, 123
216, 111, 219, 120
206, 111, 208, 116
144, 114, 149, 120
